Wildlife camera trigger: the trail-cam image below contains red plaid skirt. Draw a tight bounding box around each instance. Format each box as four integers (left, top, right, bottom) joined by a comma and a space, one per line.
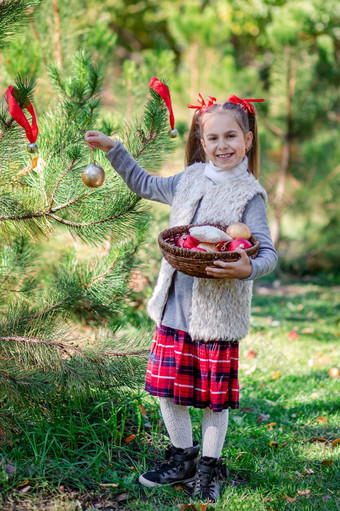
145, 325, 239, 412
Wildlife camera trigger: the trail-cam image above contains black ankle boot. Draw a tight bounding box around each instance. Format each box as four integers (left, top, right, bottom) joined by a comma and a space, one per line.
138, 442, 200, 488
193, 456, 229, 503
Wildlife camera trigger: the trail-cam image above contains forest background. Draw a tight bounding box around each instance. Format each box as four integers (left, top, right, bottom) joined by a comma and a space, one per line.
0, 0, 339, 510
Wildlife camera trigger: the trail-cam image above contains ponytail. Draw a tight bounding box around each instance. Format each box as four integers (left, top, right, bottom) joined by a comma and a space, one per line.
185, 111, 206, 167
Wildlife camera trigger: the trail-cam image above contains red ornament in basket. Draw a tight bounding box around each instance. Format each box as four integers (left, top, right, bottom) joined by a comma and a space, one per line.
176, 223, 253, 253
158, 222, 260, 278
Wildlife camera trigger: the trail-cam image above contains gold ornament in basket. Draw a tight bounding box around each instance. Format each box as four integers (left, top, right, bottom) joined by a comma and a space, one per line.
158, 224, 260, 278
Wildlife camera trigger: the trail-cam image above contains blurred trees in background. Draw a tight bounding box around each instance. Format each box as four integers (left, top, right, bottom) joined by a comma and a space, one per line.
1, 0, 339, 275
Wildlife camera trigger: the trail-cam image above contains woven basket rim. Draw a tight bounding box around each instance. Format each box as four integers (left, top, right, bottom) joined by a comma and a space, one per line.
158, 223, 259, 261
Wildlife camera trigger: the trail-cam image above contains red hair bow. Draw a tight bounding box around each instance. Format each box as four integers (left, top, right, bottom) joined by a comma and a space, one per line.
187, 93, 217, 111
227, 94, 265, 114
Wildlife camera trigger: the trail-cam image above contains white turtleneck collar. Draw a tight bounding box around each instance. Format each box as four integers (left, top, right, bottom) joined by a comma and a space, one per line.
203, 156, 250, 185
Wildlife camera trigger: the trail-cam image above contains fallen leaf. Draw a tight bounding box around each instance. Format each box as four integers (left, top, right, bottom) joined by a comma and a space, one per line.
322, 494, 331, 500
316, 416, 328, 424
257, 413, 270, 423
280, 442, 288, 448
199, 504, 210, 511
244, 350, 256, 359
138, 404, 147, 416
265, 422, 277, 428
261, 494, 274, 502
309, 437, 328, 443
115, 493, 129, 502
302, 468, 314, 475
59, 485, 64, 492
124, 434, 136, 443
297, 489, 310, 497
240, 407, 254, 413
17, 479, 29, 487
4, 463, 16, 475
269, 441, 278, 448
331, 438, 340, 447
301, 327, 314, 334
235, 451, 246, 461
180, 505, 198, 511
271, 371, 281, 380
288, 331, 299, 340
291, 413, 297, 418
19, 486, 31, 493
321, 459, 334, 466
282, 495, 296, 502
99, 483, 119, 489
328, 367, 340, 378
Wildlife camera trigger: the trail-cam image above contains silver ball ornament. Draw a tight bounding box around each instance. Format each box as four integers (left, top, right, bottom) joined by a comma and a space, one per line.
168, 128, 179, 138
81, 163, 105, 188
27, 142, 38, 153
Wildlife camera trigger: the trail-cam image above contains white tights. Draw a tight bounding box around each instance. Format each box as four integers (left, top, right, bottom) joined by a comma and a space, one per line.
159, 397, 229, 458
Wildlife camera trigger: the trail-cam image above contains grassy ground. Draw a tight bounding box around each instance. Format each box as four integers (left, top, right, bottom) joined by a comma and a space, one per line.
1, 280, 339, 510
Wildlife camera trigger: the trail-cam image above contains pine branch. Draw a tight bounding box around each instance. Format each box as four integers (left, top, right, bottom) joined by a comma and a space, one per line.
48, 157, 78, 211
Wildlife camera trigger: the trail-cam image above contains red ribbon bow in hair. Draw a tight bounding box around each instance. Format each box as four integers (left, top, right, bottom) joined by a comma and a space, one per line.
6, 86, 38, 143
187, 93, 217, 111
227, 94, 265, 114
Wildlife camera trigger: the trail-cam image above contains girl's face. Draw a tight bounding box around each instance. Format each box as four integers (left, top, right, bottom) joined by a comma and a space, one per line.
201, 111, 253, 170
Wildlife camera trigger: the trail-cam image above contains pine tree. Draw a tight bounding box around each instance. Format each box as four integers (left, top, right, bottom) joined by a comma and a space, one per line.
0, 2, 175, 437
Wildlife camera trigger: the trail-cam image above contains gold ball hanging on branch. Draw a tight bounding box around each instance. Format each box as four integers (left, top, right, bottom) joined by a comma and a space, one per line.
168, 128, 179, 138
81, 163, 105, 188
27, 142, 39, 154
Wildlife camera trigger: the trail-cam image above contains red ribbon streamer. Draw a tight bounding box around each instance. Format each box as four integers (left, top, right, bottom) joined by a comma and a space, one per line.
187, 93, 217, 111
227, 94, 265, 114
149, 77, 175, 129
6, 86, 38, 143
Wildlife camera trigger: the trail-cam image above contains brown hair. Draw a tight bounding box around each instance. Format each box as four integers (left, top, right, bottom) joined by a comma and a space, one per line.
185, 102, 260, 178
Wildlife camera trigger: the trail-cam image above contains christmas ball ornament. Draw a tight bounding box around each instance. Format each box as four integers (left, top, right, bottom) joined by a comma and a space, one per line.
27, 142, 39, 153
226, 222, 251, 240
81, 163, 105, 188
168, 128, 179, 138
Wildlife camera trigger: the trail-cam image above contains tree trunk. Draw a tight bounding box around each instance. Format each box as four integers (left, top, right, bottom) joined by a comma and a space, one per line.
53, 0, 62, 68
270, 47, 296, 247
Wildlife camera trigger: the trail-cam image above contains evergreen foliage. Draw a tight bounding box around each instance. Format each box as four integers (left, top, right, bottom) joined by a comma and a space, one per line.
0, 4, 176, 436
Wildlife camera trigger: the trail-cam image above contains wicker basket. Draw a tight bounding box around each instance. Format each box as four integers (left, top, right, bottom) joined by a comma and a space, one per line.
158, 224, 260, 278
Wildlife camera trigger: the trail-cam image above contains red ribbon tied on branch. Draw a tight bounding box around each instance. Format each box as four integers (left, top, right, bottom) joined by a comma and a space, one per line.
227, 94, 265, 114
187, 93, 217, 112
6, 86, 39, 143
149, 77, 175, 130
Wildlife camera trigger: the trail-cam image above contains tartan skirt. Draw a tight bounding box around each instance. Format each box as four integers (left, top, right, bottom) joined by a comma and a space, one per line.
145, 325, 239, 412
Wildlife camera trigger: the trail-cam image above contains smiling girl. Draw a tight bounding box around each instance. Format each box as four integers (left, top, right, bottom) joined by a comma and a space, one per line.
85, 92, 277, 504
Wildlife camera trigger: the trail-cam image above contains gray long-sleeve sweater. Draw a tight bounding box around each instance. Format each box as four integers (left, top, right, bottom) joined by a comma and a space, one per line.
106, 142, 278, 332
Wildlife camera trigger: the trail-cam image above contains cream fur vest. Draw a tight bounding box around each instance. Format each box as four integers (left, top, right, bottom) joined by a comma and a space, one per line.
147, 162, 267, 341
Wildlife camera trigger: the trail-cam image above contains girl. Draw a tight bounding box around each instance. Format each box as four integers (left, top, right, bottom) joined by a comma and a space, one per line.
85, 93, 278, 503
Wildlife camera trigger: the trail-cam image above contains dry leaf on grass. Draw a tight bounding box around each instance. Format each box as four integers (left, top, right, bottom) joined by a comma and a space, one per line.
331, 438, 340, 447
265, 422, 277, 429
124, 434, 136, 443
297, 489, 311, 498
288, 331, 299, 340
309, 437, 328, 443
244, 350, 256, 359
257, 413, 270, 423
321, 459, 334, 466
271, 372, 281, 380
316, 416, 328, 424
282, 495, 296, 503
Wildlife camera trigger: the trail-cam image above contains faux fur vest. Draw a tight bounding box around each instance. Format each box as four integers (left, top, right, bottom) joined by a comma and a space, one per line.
147, 162, 267, 341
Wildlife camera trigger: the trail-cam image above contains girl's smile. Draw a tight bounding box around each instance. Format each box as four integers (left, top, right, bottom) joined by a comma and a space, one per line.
201, 112, 253, 170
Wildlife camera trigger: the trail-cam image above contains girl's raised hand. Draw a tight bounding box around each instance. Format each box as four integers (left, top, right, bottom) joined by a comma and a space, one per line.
205, 247, 252, 279
85, 131, 116, 153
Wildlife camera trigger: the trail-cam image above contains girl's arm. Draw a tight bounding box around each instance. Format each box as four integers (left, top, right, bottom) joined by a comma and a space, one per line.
85, 131, 182, 206
206, 194, 278, 280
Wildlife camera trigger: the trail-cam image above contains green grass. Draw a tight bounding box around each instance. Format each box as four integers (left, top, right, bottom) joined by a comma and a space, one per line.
1, 282, 339, 510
